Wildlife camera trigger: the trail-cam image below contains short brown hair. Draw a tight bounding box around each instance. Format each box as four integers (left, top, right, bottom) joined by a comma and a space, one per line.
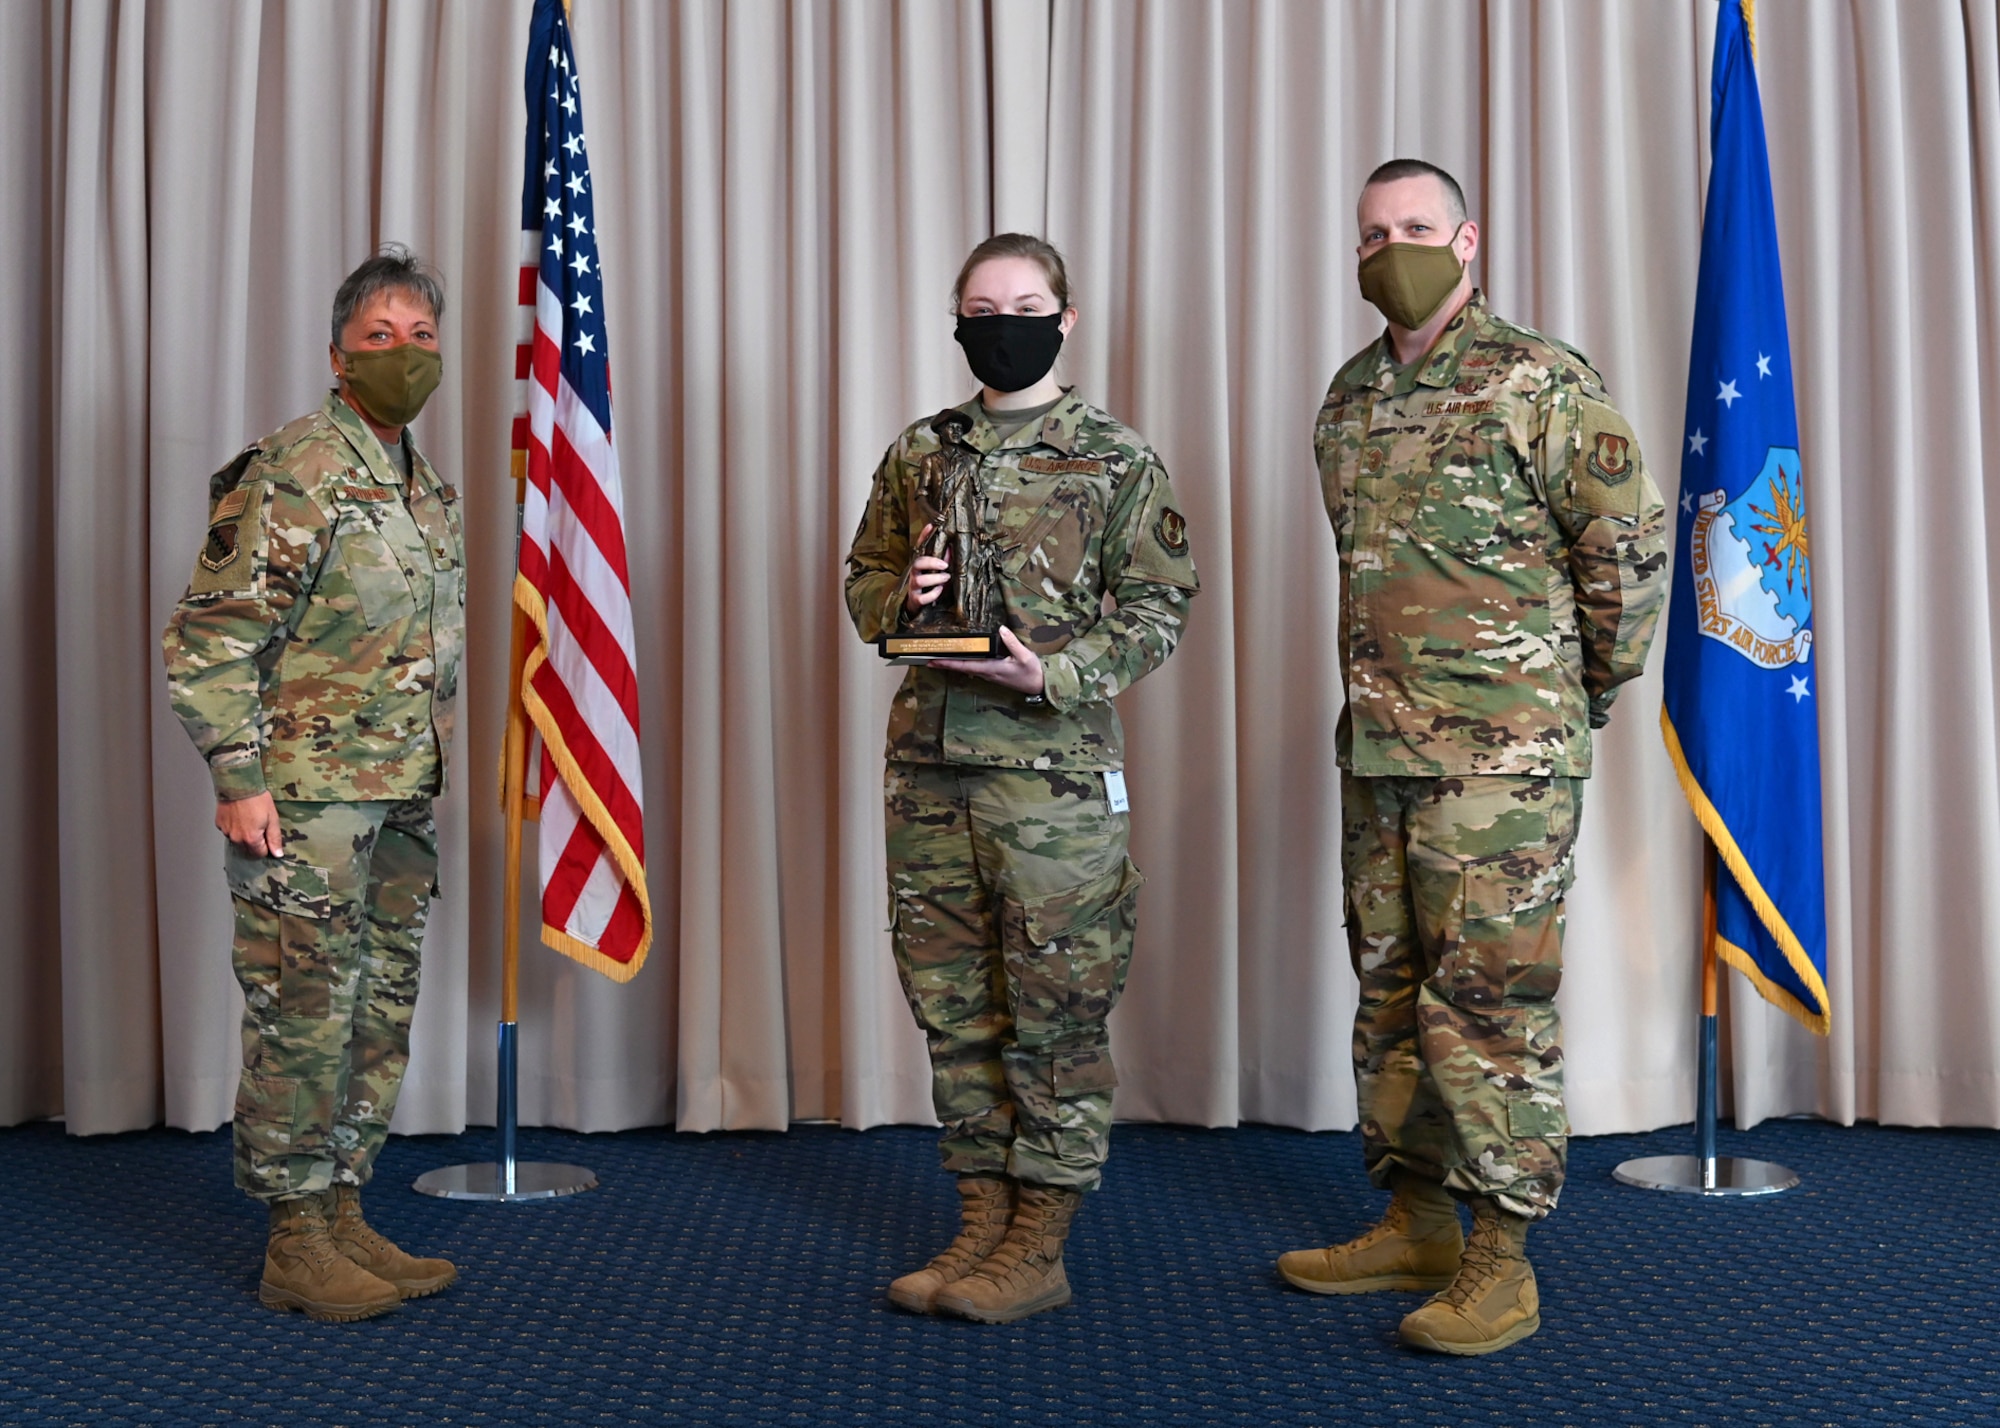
1362, 159, 1467, 227
951, 233, 1071, 312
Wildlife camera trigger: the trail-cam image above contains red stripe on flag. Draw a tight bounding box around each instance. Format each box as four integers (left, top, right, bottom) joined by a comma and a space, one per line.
598, 881, 646, 960
518, 532, 549, 587
548, 422, 633, 586
528, 661, 646, 859
531, 325, 561, 394
518, 263, 538, 306
541, 813, 603, 930
543, 545, 642, 730
512, 415, 531, 453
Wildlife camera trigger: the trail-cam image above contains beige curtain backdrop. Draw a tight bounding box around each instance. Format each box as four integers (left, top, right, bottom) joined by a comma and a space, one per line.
4, 0, 1996, 1145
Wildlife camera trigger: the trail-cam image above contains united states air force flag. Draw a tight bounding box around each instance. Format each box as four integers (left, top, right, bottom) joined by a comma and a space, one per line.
1662, 0, 1830, 1034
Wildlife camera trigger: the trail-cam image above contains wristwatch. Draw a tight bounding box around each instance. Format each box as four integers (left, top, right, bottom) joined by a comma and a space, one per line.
1024, 692, 1046, 707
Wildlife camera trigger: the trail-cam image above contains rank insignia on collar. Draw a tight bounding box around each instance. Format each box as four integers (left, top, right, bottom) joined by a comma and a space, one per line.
1156, 507, 1189, 554
1588, 432, 1632, 486
200, 522, 240, 571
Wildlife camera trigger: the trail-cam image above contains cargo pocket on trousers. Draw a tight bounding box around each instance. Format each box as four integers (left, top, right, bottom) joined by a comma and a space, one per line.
1443, 833, 1576, 1012
234, 1070, 306, 1164
225, 848, 338, 1020
1009, 856, 1145, 1094
1507, 1091, 1569, 1141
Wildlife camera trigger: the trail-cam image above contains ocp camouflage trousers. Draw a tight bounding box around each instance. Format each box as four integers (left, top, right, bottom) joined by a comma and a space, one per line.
226, 798, 436, 1202
884, 761, 1143, 1191
1340, 772, 1580, 1219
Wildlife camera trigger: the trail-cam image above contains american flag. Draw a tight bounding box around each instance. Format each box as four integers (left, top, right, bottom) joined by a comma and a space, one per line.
511, 0, 651, 980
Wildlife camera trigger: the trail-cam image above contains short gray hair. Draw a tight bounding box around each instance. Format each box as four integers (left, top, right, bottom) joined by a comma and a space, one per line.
330, 244, 445, 346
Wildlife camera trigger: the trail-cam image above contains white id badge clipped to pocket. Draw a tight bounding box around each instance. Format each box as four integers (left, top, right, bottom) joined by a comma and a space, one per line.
1103, 769, 1131, 814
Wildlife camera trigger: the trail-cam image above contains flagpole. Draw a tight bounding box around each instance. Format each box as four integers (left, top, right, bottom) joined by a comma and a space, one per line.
1613, 834, 1798, 1197
412, 475, 599, 1204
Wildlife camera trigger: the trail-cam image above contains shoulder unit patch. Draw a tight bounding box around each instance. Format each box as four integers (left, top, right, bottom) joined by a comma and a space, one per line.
1587, 431, 1632, 486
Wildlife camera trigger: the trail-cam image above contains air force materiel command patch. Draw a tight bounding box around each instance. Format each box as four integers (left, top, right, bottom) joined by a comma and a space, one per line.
1157, 507, 1189, 554
199, 486, 251, 572
200, 524, 240, 572
1588, 431, 1633, 486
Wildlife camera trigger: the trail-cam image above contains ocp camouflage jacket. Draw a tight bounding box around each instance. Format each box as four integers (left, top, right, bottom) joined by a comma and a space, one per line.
1315, 293, 1668, 778
162, 392, 466, 802
845, 389, 1199, 771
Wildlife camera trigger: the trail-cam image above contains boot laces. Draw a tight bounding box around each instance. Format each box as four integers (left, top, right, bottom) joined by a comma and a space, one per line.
928, 1196, 1011, 1276
285, 1203, 342, 1269
335, 1200, 397, 1257
1340, 1196, 1415, 1252
978, 1197, 1068, 1281
1437, 1218, 1514, 1307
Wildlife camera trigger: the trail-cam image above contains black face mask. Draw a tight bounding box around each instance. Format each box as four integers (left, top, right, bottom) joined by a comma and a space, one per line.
954, 312, 1065, 393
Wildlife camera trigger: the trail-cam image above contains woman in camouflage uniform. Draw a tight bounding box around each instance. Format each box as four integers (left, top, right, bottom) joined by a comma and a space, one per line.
844, 235, 1200, 1323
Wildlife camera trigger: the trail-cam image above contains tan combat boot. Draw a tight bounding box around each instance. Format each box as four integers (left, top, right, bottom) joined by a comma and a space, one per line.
258, 1194, 402, 1322
327, 1185, 459, 1299
887, 1175, 1016, 1314
1277, 1173, 1463, 1294
1398, 1197, 1540, 1355
933, 1184, 1082, 1324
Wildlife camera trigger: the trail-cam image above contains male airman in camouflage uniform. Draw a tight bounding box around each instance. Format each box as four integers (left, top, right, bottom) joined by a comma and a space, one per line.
1279, 161, 1667, 1355
162, 247, 464, 1323
846, 385, 1198, 1321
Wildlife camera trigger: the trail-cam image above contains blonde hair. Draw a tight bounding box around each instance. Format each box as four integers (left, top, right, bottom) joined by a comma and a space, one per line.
951, 233, 1071, 312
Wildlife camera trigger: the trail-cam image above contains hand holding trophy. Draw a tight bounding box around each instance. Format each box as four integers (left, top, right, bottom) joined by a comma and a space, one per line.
877, 409, 1003, 661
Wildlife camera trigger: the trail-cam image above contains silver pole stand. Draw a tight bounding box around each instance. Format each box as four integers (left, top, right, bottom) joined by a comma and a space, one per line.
411, 469, 596, 1203
1614, 840, 1799, 1198
414, 1021, 598, 1202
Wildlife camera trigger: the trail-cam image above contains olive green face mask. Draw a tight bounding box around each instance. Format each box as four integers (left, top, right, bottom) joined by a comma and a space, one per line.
1356, 225, 1466, 330
338, 343, 443, 427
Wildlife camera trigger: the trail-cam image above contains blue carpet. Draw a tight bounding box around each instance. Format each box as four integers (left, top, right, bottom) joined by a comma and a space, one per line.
2, 1117, 1996, 1426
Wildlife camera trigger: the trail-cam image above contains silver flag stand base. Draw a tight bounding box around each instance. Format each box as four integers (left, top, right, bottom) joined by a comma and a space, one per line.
413, 1020, 599, 1203
1616, 1008, 1800, 1199
414, 1160, 597, 1202
1612, 1154, 1798, 1197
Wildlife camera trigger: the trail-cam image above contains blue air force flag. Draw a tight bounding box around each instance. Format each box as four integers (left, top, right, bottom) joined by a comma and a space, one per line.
1662, 0, 1830, 1034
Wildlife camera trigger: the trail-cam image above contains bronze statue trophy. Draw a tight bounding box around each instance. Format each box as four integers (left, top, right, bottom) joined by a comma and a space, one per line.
877, 409, 1004, 661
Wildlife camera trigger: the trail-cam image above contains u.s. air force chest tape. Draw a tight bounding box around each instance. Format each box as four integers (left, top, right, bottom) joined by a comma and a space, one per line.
1571, 398, 1644, 518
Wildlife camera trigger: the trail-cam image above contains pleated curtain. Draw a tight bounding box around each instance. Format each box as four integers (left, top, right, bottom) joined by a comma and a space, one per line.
4, 0, 1997, 1144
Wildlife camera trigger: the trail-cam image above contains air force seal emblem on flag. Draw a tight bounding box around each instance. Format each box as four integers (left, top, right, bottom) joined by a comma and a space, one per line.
1687, 446, 1812, 671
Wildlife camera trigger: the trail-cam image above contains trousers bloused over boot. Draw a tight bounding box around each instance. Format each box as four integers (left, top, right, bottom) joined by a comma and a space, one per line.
327, 1186, 458, 1299
1277, 1173, 1463, 1294
1398, 1196, 1540, 1355
933, 1184, 1081, 1324
258, 1195, 402, 1322
887, 1176, 1016, 1314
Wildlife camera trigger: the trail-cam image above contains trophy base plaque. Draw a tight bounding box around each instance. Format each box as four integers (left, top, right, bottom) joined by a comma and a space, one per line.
877, 631, 1002, 661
